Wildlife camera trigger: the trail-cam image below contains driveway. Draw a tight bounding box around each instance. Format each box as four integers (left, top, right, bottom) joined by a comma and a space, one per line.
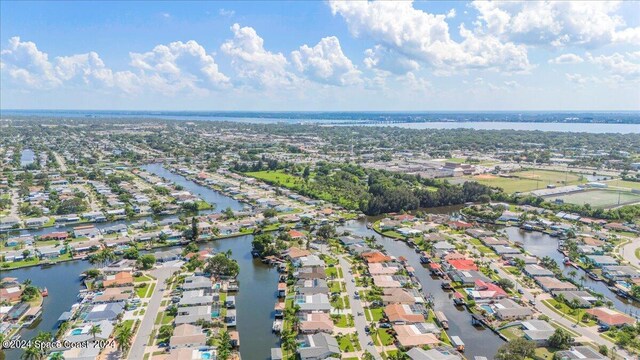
128, 263, 180, 360
490, 263, 633, 359
338, 256, 382, 360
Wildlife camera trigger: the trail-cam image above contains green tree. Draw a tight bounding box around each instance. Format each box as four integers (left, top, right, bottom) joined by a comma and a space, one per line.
205, 253, 239, 277
317, 224, 336, 241
548, 328, 573, 350
191, 217, 199, 241
217, 330, 233, 360
115, 326, 133, 354
137, 254, 156, 270
89, 324, 101, 341
495, 338, 536, 360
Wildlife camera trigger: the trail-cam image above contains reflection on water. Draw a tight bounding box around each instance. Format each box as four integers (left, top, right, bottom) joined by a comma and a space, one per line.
503, 227, 638, 315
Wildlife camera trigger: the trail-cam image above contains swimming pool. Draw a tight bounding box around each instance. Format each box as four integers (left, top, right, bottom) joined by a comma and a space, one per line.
479, 305, 494, 314
71, 328, 83, 335
200, 351, 212, 359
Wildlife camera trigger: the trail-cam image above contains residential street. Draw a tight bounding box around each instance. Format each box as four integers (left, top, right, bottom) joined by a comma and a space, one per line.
490, 263, 633, 359
128, 263, 181, 360
620, 238, 640, 269
338, 256, 382, 360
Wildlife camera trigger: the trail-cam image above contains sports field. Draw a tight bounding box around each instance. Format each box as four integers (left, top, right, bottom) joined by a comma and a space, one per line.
605, 179, 640, 190
546, 189, 640, 208
464, 170, 587, 193
513, 170, 586, 186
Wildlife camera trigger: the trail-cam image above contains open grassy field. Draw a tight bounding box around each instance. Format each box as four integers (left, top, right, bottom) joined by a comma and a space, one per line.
547, 189, 640, 208
464, 174, 543, 193
245, 170, 305, 190
605, 179, 640, 190
513, 169, 586, 185
463, 170, 588, 193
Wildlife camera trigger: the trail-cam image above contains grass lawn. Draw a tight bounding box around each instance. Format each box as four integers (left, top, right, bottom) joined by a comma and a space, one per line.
636, 248, 640, 261
245, 170, 305, 190
333, 314, 351, 328
606, 179, 640, 190
514, 169, 585, 185
136, 283, 150, 298
337, 334, 360, 352
1, 257, 40, 269
374, 328, 395, 346
325, 267, 338, 278
328, 281, 342, 293
368, 308, 384, 321
464, 175, 547, 193
534, 347, 560, 360
547, 189, 640, 208
541, 299, 597, 326
381, 230, 406, 240
134, 275, 152, 282
499, 325, 525, 341
195, 200, 213, 210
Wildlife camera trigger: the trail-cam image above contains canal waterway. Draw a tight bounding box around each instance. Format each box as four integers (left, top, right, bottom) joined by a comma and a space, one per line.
4, 164, 275, 360
4, 259, 92, 360
502, 227, 639, 316
338, 215, 506, 359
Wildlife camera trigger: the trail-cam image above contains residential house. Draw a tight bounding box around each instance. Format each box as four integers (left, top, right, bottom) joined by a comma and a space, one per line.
585, 307, 636, 328
174, 305, 212, 325
493, 299, 533, 320
295, 294, 331, 313
299, 313, 334, 334
524, 264, 555, 278
384, 304, 427, 324
521, 320, 556, 345
381, 288, 425, 305
84, 302, 125, 322
169, 324, 207, 349
466, 280, 508, 303
298, 333, 340, 360
554, 346, 609, 360
394, 323, 441, 348
102, 272, 133, 288
535, 277, 577, 292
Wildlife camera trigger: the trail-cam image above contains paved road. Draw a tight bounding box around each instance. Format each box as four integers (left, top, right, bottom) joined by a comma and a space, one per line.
490, 263, 634, 359
620, 238, 640, 269
338, 256, 382, 360
53, 152, 67, 171
128, 264, 180, 360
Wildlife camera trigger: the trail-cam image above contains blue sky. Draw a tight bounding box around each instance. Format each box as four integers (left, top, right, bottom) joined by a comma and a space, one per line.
1, 1, 639, 111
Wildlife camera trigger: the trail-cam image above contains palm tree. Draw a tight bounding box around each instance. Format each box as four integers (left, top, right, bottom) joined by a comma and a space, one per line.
280, 329, 297, 355
49, 352, 65, 360
115, 326, 133, 354
89, 324, 101, 341
568, 270, 577, 281
20, 345, 40, 360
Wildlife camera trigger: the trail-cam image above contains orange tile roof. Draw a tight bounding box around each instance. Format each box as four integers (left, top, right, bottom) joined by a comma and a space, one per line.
288, 230, 305, 239
447, 259, 478, 271
103, 271, 133, 287
585, 307, 636, 326
362, 251, 392, 263
384, 304, 425, 323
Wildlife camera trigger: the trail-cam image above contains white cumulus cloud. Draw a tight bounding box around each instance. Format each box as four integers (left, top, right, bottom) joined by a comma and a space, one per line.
548, 53, 584, 64
328, 1, 531, 74
129, 40, 230, 94
471, 1, 640, 48
291, 36, 361, 86
221, 23, 297, 88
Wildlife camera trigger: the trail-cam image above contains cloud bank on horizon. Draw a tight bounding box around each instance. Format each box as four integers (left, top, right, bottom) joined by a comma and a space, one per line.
1, 0, 639, 110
